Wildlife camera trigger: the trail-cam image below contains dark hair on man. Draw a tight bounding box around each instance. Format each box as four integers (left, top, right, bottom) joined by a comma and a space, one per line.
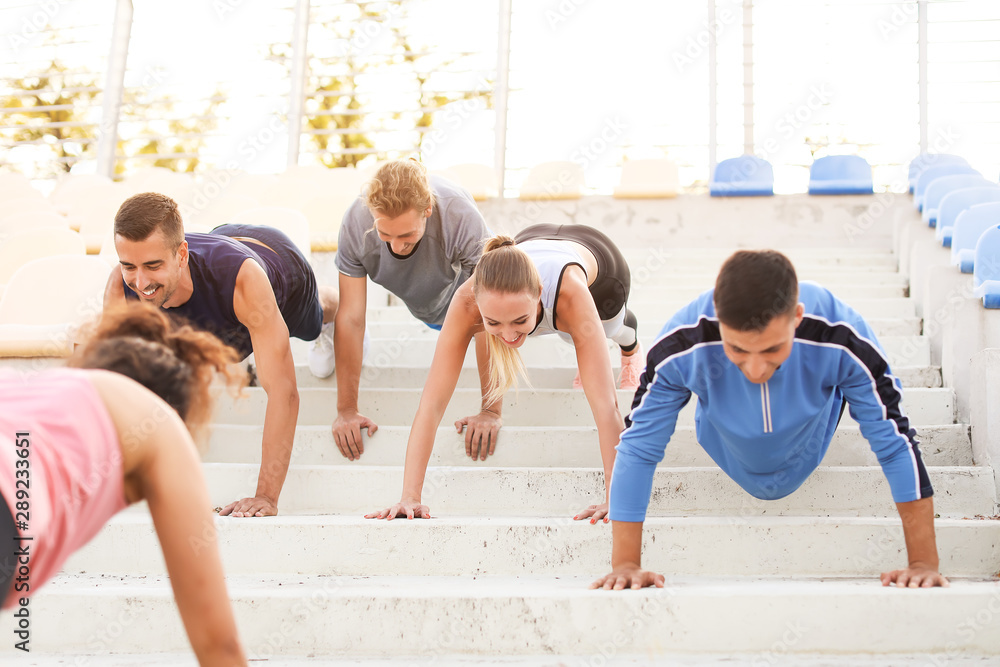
714, 250, 799, 331
114, 192, 185, 251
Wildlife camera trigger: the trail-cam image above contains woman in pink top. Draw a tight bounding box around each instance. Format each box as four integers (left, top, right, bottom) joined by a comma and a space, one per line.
0, 304, 247, 666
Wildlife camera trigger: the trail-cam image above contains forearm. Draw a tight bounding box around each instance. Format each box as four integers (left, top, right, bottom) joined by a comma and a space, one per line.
400, 405, 448, 501
595, 407, 625, 500
474, 332, 502, 414
611, 520, 645, 568
334, 319, 365, 412
896, 496, 940, 569
256, 385, 299, 502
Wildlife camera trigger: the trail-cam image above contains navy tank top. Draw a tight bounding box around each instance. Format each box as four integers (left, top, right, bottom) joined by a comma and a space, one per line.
123, 233, 290, 359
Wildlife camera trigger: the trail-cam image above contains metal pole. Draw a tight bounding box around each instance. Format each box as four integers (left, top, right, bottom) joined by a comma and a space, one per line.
494, 0, 512, 196
95, 0, 133, 178
708, 0, 717, 174
287, 0, 311, 168
918, 0, 928, 153
743, 0, 754, 155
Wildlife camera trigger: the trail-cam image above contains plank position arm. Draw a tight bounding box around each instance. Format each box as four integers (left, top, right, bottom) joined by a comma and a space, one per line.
220, 259, 299, 518
331, 273, 378, 460
366, 280, 479, 519
556, 267, 626, 523
92, 371, 247, 665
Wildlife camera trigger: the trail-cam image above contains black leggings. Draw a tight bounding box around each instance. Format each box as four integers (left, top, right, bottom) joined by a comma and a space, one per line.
0, 492, 17, 608
515, 223, 639, 351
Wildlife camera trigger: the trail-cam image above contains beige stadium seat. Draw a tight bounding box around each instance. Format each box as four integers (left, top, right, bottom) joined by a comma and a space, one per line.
0, 229, 87, 285
518, 161, 585, 200
261, 176, 325, 209
301, 193, 360, 252
184, 194, 261, 230
0, 211, 70, 237
223, 174, 281, 203
442, 163, 499, 200
227, 207, 312, 263
0, 173, 43, 202
613, 159, 680, 199
0, 197, 59, 223
49, 174, 114, 209
0, 255, 110, 358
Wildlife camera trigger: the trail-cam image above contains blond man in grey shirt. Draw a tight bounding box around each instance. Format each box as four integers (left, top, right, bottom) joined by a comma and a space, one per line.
327, 160, 497, 461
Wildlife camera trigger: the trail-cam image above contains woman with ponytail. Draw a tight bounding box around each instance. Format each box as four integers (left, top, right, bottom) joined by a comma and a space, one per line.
0, 303, 248, 666
367, 223, 643, 524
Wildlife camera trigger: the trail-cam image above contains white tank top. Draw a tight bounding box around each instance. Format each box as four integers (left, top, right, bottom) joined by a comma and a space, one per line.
518, 239, 587, 340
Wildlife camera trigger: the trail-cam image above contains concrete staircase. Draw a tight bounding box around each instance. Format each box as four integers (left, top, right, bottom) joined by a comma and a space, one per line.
3, 198, 1000, 665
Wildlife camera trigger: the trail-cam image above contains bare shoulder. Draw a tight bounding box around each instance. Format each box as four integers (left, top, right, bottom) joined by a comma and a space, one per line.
84, 369, 188, 474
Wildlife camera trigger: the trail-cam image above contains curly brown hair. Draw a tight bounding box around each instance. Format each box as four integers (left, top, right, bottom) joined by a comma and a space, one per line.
68, 303, 244, 434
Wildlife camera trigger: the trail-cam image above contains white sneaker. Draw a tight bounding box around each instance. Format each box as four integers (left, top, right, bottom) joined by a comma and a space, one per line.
308, 322, 336, 378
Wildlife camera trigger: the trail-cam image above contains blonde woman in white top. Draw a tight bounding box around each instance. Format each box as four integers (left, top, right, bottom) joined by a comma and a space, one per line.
367, 223, 643, 524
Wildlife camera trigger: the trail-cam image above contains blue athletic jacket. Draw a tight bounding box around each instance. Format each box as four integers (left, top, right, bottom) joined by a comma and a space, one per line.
609, 282, 933, 522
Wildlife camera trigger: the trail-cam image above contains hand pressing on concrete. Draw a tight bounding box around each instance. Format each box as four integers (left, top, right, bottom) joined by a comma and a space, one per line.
219, 495, 278, 518
455, 409, 502, 460
881, 565, 950, 588
590, 564, 665, 590
332, 409, 379, 461
366, 499, 431, 520
574, 502, 610, 524
591, 520, 664, 589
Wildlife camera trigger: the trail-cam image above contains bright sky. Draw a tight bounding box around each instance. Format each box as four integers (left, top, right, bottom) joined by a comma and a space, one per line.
1, 0, 998, 193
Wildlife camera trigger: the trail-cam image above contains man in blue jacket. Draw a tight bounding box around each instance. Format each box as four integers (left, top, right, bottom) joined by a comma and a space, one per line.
593, 250, 947, 590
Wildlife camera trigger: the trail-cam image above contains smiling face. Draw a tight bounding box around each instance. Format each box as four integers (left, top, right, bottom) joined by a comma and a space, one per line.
718, 303, 804, 384
476, 289, 540, 349
115, 229, 188, 308
373, 205, 432, 257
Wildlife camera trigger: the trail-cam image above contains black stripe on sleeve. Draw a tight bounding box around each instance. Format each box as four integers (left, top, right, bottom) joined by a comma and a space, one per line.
624, 316, 720, 429
796, 316, 933, 498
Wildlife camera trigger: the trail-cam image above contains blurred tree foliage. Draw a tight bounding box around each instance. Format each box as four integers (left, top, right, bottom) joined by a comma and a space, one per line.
269, 1, 494, 169
0, 56, 224, 179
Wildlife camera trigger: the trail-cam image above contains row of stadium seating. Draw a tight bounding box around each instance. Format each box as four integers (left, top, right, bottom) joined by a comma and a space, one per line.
907, 153, 1000, 308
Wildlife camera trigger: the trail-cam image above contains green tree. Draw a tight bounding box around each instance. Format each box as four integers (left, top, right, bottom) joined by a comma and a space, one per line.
0, 59, 101, 178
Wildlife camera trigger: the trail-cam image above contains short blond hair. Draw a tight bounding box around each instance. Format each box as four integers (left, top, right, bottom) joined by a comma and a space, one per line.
364, 159, 435, 218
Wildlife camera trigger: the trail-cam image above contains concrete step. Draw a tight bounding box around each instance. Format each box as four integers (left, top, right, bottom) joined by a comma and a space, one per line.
300, 334, 932, 369
360, 297, 917, 322
214, 387, 957, 427
361, 315, 925, 339
384, 284, 908, 306
62, 515, 1000, 578
7, 575, 998, 656
200, 464, 996, 518
205, 424, 973, 467
9, 655, 1000, 667
294, 363, 944, 390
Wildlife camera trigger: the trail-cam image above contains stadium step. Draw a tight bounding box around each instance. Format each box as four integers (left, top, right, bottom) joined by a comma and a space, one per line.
16, 575, 1000, 656
62, 514, 1000, 578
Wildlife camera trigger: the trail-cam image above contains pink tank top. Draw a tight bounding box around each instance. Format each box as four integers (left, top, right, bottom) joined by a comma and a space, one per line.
0, 369, 127, 608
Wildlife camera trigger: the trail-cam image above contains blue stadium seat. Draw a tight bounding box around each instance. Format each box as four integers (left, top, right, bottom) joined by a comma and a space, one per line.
807, 156, 873, 195
709, 156, 774, 196
973, 225, 1000, 308
952, 203, 1000, 273
913, 164, 979, 211
923, 176, 994, 227
935, 186, 1000, 248
908, 153, 968, 193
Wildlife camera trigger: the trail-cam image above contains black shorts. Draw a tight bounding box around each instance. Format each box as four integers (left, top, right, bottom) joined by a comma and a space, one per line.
211, 223, 324, 342
514, 223, 631, 320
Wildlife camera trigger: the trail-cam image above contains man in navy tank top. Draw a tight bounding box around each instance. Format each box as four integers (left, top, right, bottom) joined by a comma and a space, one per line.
103, 192, 339, 519
593, 250, 947, 590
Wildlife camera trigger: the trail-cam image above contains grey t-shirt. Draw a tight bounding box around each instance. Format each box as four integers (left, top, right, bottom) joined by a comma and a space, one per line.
335, 175, 490, 325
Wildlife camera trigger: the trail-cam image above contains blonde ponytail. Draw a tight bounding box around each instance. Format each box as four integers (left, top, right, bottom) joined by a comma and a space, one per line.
474, 234, 542, 405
